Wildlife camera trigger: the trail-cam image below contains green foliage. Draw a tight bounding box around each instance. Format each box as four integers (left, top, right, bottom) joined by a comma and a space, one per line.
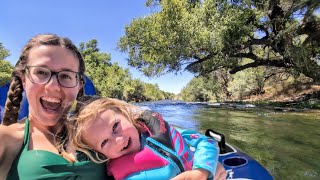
80, 39, 172, 101
143, 83, 163, 101
80, 39, 114, 96
178, 64, 316, 102
0, 43, 10, 60
229, 65, 268, 100
180, 68, 233, 102
179, 75, 220, 102
123, 79, 146, 102
118, 0, 320, 81
0, 43, 12, 86
0, 60, 13, 86
99, 63, 130, 99
141, 83, 174, 101
180, 78, 204, 102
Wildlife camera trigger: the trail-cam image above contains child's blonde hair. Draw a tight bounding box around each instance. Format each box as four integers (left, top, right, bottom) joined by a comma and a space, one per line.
69, 96, 142, 163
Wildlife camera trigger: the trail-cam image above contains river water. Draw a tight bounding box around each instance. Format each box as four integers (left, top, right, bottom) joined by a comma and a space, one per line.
137, 100, 320, 180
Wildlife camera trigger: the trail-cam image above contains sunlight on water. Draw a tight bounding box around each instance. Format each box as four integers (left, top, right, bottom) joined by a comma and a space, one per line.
138, 100, 201, 129
137, 100, 320, 180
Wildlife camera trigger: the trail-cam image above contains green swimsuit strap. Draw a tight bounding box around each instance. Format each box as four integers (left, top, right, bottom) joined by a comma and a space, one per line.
23, 117, 30, 149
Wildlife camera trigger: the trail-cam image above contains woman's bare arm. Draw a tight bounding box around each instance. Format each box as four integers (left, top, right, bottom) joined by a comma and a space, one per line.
0, 124, 24, 179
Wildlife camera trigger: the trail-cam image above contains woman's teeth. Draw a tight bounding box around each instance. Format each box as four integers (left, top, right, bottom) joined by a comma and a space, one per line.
40, 97, 62, 110
42, 97, 61, 103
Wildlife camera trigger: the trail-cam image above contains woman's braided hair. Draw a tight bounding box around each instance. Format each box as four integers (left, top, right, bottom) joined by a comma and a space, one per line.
1, 34, 86, 126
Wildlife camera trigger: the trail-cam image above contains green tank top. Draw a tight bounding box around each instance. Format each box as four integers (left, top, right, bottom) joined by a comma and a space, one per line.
6, 118, 107, 180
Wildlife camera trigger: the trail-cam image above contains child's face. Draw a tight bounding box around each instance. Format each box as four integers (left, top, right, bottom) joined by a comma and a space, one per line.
83, 109, 141, 159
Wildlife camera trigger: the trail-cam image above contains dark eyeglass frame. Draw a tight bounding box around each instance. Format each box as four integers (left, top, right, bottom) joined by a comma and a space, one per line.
25, 65, 82, 88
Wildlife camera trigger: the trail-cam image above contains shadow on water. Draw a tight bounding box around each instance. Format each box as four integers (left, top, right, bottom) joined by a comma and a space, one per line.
137, 100, 320, 180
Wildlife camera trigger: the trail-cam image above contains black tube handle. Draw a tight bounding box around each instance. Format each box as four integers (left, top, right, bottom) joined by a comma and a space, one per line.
205, 129, 227, 154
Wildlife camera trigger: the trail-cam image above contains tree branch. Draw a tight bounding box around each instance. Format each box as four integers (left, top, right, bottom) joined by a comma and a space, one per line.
186, 52, 215, 70
233, 52, 264, 61
229, 58, 292, 74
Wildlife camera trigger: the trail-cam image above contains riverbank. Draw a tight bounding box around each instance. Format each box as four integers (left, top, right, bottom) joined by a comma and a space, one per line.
208, 101, 320, 112
225, 83, 320, 110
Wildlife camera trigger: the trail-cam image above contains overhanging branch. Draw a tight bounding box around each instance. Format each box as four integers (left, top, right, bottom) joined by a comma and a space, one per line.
186, 52, 215, 71
233, 52, 263, 61
229, 59, 291, 74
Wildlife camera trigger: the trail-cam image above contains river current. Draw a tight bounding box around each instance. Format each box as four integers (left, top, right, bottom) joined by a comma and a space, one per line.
137, 100, 320, 180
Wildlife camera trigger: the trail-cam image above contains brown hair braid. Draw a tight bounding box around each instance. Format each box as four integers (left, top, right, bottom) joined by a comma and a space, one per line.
1, 34, 86, 126
2, 77, 24, 125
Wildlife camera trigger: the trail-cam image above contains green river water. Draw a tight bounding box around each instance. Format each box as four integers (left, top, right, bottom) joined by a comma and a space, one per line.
138, 100, 320, 180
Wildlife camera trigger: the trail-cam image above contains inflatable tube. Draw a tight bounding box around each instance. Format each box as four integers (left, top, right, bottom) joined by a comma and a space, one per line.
0, 83, 10, 123
0, 76, 96, 123
206, 129, 273, 180
220, 145, 273, 180
83, 76, 96, 95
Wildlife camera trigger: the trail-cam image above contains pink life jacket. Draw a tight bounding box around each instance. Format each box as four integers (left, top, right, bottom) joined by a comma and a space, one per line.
107, 111, 194, 180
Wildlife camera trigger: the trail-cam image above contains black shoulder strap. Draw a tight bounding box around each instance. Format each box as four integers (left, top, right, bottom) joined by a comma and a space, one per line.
138, 110, 185, 172
138, 110, 174, 150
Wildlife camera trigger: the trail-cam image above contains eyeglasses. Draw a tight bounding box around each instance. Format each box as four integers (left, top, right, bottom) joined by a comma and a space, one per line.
25, 66, 82, 88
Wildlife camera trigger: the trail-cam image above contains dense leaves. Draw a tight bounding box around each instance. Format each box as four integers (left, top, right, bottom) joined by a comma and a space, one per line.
118, 0, 320, 81
80, 40, 174, 101
0, 43, 12, 86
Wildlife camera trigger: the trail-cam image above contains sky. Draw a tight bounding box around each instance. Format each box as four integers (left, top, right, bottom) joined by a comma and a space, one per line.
0, 0, 194, 94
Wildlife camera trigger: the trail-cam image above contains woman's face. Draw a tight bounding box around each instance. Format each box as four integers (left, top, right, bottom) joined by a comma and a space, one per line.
83, 109, 141, 159
22, 45, 82, 128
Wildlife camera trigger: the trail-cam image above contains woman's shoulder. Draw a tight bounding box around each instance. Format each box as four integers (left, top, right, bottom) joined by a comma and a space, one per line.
0, 121, 25, 144
0, 120, 25, 155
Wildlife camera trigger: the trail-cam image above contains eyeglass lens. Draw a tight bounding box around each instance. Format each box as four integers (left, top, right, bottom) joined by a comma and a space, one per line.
27, 66, 79, 88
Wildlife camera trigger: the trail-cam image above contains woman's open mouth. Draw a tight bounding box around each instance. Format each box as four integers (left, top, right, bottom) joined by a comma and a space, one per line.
40, 97, 62, 111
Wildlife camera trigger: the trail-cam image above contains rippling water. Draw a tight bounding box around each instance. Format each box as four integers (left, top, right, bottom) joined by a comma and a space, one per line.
137, 100, 320, 180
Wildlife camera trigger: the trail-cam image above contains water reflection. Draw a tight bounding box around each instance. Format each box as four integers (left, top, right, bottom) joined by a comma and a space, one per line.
137, 100, 320, 180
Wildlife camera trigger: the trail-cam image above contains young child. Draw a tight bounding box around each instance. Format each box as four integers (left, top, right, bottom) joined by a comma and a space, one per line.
70, 97, 220, 180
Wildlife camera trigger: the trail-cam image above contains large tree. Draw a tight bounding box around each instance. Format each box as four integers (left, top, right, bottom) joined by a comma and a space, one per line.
118, 0, 320, 81
80, 39, 130, 98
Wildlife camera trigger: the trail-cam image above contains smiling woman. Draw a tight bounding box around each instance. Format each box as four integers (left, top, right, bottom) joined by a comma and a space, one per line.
0, 75, 97, 123
0, 34, 107, 180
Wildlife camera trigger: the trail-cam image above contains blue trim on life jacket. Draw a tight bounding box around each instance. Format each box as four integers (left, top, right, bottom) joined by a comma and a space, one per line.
146, 137, 185, 173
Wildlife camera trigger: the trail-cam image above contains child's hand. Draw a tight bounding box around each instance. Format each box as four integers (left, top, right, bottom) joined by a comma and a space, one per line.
214, 163, 227, 180
170, 169, 209, 180
170, 163, 226, 180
